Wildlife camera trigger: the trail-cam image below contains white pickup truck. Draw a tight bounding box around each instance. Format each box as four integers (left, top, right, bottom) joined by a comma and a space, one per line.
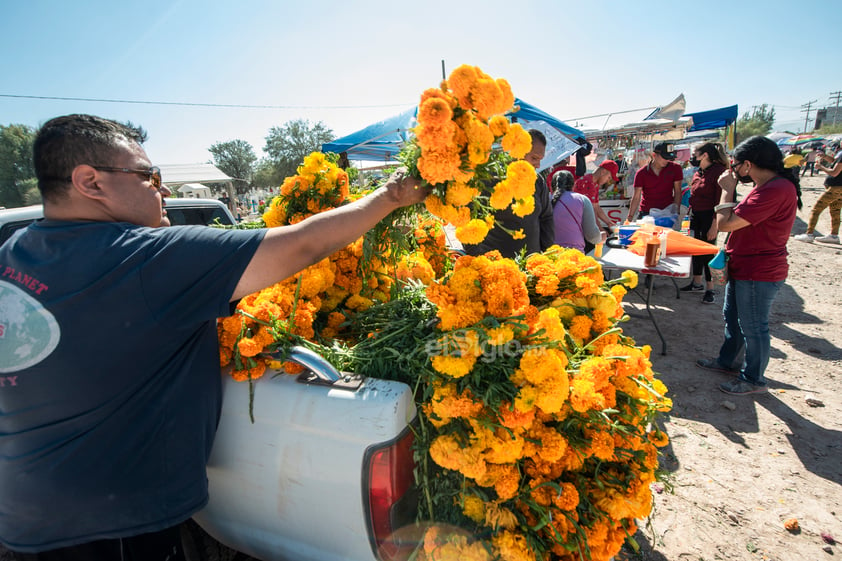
188, 348, 418, 561
0, 201, 419, 561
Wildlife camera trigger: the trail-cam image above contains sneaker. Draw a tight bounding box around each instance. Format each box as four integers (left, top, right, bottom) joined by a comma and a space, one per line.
719, 379, 768, 395
696, 358, 739, 375
681, 282, 705, 292
815, 234, 840, 244
701, 290, 716, 304
793, 233, 815, 243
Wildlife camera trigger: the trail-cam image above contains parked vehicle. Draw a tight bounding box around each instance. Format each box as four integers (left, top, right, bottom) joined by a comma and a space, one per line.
0, 198, 236, 245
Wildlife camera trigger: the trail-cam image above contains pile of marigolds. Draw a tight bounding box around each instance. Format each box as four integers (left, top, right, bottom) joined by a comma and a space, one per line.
216, 65, 672, 561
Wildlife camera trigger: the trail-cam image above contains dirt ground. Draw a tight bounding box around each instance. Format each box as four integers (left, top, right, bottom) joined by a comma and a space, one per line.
617, 173, 842, 561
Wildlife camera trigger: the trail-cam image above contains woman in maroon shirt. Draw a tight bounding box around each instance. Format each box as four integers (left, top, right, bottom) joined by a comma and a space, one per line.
696, 136, 798, 395
682, 142, 729, 303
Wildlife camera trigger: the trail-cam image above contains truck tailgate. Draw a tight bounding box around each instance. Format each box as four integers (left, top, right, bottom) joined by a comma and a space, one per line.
195, 371, 417, 561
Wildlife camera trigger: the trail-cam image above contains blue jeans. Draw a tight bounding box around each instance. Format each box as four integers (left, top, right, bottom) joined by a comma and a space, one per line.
717, 279, 783, 386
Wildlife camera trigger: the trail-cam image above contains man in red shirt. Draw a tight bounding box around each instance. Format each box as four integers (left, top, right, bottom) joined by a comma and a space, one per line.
572, 160, 619, 228
625, 142, 683, 222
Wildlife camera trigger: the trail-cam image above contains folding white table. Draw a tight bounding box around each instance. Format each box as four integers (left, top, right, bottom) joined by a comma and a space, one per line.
597, 247, 692, 355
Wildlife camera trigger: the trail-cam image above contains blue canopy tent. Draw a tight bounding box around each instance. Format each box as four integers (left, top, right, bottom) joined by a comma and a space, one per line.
684, 105, 738, 131
321, 106, 417, 161
322, 98, 584, 171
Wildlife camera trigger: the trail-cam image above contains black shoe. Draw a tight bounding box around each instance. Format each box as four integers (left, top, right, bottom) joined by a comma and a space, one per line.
681, 282, 705, 292
702, 290, 715, 304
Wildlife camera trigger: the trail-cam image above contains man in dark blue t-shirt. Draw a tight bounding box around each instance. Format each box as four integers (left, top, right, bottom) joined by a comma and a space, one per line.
0, 114, 427, 560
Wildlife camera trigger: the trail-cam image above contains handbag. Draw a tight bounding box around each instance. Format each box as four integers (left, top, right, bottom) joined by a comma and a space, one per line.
707, 234, 729, 284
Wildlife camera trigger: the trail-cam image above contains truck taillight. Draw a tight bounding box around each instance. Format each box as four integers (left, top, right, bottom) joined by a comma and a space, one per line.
364, 427, 417, 561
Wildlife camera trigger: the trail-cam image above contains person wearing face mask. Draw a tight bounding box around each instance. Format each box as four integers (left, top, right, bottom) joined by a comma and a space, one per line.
625, 142, 683, 223
681, 142, 729, 304
695, 136, 798, 396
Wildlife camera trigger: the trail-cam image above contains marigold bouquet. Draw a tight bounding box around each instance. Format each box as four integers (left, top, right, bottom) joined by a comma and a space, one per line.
397, 64, 538, 247
218, 152, 447, 388
345, 249, 670, 561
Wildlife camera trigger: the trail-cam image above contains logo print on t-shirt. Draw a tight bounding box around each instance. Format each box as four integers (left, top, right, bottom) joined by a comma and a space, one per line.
0, 281, 60, 373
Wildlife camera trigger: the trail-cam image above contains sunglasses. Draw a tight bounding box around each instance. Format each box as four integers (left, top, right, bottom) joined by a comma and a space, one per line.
93, 166, 162, 189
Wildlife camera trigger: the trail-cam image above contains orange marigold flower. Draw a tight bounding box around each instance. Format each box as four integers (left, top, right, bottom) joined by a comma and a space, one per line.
418, 96, 454, 127
444, 182, 479, 207
501, 124, 532, 159
488, 115, 510, 137
237, 337, 264, 358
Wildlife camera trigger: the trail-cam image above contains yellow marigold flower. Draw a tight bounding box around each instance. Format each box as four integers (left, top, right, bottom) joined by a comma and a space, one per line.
345, 294, 373, 311
431, 354, 477, 378
534, 307, 567, 342
511, 229, 525, 240
621, 270, 639, 289
484, 502, 518, 530
511, 197, 535, 218
455, 219, 490, 245
491, 530, 532, 561
418, 96, 454, 127
514, 385, 538, 412
461, 494, 486, 523
500, 124, 532, 159
489, 179, 514, 210
444, 182, 478, 207
506, 160, 537, 200
485, 325, 515, 346
488, 115, 509, 137
534, 375, 570, 415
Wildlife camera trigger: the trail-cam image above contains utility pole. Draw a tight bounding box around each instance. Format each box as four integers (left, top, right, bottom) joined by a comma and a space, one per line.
829, 91, 842, 125
801, 99, 818, 132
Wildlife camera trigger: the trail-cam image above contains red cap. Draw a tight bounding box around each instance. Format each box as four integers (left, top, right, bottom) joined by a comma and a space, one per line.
599, 159, 619, 183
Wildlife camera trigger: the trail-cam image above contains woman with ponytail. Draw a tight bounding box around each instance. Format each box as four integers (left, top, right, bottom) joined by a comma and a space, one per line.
696, 136, 798, 396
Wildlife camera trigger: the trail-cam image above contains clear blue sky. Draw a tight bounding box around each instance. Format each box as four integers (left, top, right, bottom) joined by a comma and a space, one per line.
1, 0, 838, 165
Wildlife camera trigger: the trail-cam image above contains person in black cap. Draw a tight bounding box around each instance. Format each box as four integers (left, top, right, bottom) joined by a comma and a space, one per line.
625, 142, 683, 223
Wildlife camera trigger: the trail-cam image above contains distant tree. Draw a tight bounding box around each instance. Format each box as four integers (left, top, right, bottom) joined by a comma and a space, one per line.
263, 119, 334, 181
208, 139, 257, 196
735, 104, 776, 141
0, 124, 39, 208
252, 158, 284, 189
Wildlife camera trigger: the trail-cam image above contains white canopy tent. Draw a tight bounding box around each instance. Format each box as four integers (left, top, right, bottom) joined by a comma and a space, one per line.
158, 163, 234, 211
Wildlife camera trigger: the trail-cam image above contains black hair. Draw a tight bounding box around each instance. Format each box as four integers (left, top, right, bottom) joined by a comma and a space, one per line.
696, 142, 729, 167
528, 129, 547, 147
34, 114, 147, 202
552, 170, 575, 192
733, 135, 803, 209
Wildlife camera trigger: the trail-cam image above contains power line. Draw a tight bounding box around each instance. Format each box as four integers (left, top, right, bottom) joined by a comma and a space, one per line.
829, 91, 842, 125
0, 93, 414, 111
801, 99, 818, 133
